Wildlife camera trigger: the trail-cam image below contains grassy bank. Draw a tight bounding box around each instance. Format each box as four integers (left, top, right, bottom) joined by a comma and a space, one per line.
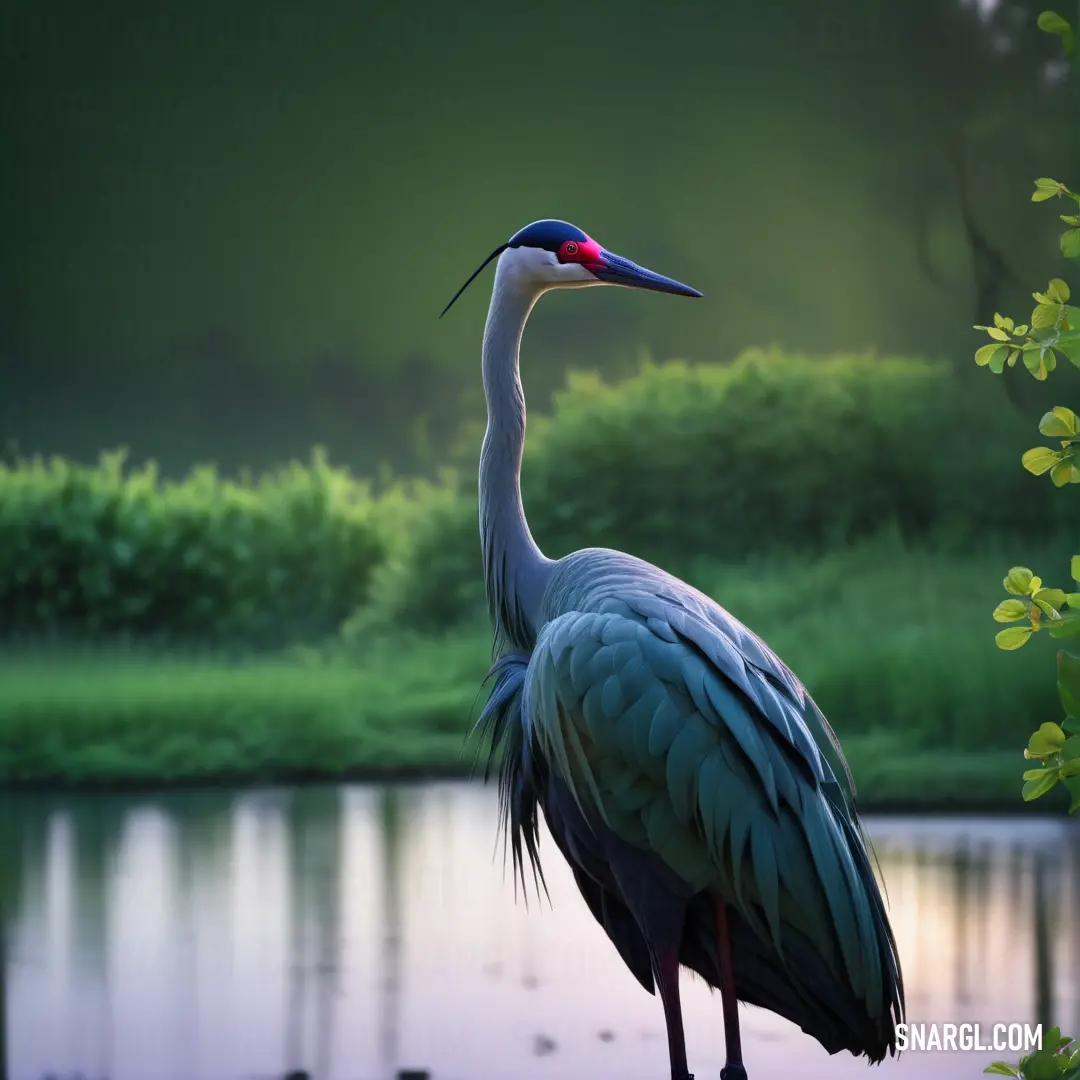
1, 534, 1072, 809
2, 352, 1070, 645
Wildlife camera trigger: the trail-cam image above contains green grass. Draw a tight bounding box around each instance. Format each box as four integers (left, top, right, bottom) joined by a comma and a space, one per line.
684, 531, 1064, 750
0, 633, 490, 785
0, 532, 1071, 808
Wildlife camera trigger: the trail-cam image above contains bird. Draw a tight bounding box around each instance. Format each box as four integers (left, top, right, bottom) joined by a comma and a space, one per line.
442, 219, 905, 1080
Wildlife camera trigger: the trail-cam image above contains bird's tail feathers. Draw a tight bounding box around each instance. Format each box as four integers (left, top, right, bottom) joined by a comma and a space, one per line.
471, 652, 549, 906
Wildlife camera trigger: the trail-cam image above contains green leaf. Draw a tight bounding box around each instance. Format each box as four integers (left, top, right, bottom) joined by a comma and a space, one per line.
1037, 10, 1075, 54
1034, 177, 1069, 201
983, 1064, 1021, 1077
1004, 567, 1035, 595
1034, 599, 1065, 620
1032, 591, 1067, 609
1059, 652, 1080, 717
1023, 772, 1059, 800
1015, 324, 1030, 335
1063, 230, 1080, 259
1058, 332, 1080, 369
986, 326, 1011, 341
1033, 302, 1061, 329
1051, 459, 1080, 486
1024, 348, 1052, 379
1048, 278, 1072, 303
1049, 612, 1080, 638
1023, 447, 1061, 475
1034, 588, 1067, 611
1028, 721, 1067, 757
994, 598, 1029, 623
1064, 216, 1080, 227
976, 343, 1008, 368
1072, 555, 1080, 583
1024, 766, 1052, 781
1065, 774, 1080, 813
1040, 407, 1080, 436
1064, 736, 1080, 760
997, 625, 1033, 650
1041, 1026, 1066, 1051
1066, 593, 1080, 608
1018, 1028, 1078, 1079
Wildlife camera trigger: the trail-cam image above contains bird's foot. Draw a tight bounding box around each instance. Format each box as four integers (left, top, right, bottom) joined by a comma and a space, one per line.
720, 1066, 747, 1080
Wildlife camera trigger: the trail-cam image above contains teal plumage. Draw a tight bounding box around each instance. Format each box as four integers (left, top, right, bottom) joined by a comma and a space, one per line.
476, 547, 905, 1062
457, 221, 905, 1079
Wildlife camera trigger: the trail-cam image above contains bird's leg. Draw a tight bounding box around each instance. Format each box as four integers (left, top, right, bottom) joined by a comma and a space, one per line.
654, 948, 693, 1080
715, 900, 747, 1080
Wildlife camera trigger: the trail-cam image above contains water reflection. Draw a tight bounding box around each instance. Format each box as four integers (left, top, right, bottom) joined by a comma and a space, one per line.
0, 785, 1077, 1080
377, 787, 403, 1078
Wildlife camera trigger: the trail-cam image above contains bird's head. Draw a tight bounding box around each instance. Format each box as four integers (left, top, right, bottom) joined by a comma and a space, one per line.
440, 219, 702, 317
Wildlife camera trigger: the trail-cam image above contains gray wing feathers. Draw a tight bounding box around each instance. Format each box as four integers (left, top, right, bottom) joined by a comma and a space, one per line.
626, 589, 858, 810
525, 601, 895, 1019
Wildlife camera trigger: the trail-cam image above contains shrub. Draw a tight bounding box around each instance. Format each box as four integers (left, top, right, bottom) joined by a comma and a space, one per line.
8, 350, 1073, 644
521, 347, 1074, 565
346, 349, 1079, 633
0, 447, 386, 644
345, 470, 483, 636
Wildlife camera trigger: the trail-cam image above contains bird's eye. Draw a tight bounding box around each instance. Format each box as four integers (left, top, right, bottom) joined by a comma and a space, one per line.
564, 241, 579, 256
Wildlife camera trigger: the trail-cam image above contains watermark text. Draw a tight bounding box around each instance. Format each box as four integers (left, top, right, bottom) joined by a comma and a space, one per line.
895, 1023, 1043, 1053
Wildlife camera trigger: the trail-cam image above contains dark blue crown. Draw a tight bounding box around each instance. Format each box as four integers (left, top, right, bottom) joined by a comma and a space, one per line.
507, 219, 589, 252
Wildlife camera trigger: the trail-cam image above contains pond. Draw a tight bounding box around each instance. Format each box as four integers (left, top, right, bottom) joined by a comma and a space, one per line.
2, 783, 1078, 1080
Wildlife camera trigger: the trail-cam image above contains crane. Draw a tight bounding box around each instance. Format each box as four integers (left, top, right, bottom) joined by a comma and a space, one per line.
442, 219, 905, 1080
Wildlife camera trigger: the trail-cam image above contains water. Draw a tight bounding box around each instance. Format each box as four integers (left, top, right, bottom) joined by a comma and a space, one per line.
2, 783, 1078, 1080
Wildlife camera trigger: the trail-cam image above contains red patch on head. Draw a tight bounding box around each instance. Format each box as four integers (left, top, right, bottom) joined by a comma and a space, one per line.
558, 236, 605, 271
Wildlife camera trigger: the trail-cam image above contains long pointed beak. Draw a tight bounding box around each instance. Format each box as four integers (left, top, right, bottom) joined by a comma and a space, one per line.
591, 250, 702, 298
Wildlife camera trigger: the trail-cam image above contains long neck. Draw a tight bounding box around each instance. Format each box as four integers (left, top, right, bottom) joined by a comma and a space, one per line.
479, 266, 551, 650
